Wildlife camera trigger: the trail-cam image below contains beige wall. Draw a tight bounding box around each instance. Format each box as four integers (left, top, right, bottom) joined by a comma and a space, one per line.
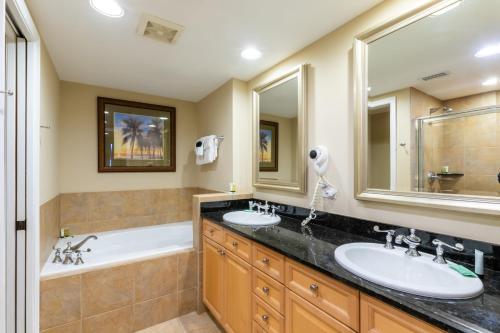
232, 79, 252, 193
58, 81, 198, 193
195, 80, 234, 192
246, 0, 500, 245
40, 41, 60, 204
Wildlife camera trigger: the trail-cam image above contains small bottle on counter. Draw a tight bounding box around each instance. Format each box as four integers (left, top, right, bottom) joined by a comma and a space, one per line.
475, 249, 484, 278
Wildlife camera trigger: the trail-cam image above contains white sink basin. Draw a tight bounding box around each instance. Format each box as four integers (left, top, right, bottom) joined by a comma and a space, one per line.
334, 243, 483, 299
223, 210, 280, 226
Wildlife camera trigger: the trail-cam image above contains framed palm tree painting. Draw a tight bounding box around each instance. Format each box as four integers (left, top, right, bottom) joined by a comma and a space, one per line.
98, 97, 176, 172
259, 120, 278, 172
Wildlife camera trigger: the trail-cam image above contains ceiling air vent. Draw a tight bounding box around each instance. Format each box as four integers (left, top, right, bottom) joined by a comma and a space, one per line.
421, 71, 450, 81
137, 14, 184, 44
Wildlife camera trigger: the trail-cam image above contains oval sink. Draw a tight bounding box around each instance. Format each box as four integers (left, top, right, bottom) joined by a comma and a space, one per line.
334, 243, 483, 299
223, 211, 280, 226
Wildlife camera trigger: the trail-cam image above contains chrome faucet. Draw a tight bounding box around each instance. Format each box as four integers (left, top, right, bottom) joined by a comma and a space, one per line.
70, 235, 97, 252
395, 228, 421, 257
432, 239, 464, 264
251, 201, 271, 215
373, 226, 395, 249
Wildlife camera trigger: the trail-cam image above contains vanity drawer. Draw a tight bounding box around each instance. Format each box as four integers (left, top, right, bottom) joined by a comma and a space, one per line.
361, 293, 445, 333
252, 294, 285, 333
285, 259, 359, 331
203, 219, 224, 244
224, 230, 252, 263
252, 244, 285, 283
253, 321, 267, 333
252, 268, 285, 314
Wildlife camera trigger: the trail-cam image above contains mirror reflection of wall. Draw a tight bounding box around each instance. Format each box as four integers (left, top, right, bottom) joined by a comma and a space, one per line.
367, 0, 500, 197
258, 77, 299, 184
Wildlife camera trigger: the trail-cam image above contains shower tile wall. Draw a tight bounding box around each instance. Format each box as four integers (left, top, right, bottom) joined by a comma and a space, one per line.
40, 250, 197, 333
422, 91, 500, 196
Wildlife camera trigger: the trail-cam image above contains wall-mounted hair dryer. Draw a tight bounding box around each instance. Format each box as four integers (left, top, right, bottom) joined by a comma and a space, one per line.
302, 146, 337, 226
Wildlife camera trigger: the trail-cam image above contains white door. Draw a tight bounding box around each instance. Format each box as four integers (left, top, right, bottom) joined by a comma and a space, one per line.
4, 16, 27, 333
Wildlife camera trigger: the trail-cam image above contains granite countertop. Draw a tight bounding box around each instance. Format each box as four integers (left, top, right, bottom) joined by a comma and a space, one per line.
201, 208, 500, 333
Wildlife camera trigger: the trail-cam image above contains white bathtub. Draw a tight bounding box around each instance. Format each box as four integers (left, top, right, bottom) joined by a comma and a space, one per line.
41, 221, 193, 280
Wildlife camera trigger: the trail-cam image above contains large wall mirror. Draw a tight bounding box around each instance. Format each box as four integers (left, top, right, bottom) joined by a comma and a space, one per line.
253, 64, 307, 193
355, 0, 500, 214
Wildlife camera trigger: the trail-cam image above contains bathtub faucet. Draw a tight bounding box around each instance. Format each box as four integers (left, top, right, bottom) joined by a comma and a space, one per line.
70, 235, 98, 252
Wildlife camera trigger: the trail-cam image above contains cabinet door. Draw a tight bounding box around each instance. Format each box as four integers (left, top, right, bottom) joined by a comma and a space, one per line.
360, 294, 445, 333
224, 251, 252, 333
286, 290, 355, 333
203, 237, 225, 322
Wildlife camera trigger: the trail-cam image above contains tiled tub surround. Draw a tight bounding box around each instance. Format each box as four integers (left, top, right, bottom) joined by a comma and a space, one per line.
200, 199, 500, 333
40, 250, 197, 333
40, 187, 215, 265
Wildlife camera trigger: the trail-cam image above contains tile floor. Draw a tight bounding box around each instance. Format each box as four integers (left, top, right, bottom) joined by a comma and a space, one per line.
137, 311, 223, 333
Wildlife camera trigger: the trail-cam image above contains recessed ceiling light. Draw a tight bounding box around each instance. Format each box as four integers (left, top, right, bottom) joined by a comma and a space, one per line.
482, 77, 498, 86
90, 0, 124, 18
160, 117, 168, 120
148, 124, 156, 128
475, 43, 500, 58
430, 1, 462, 16
241, 47, 262, 60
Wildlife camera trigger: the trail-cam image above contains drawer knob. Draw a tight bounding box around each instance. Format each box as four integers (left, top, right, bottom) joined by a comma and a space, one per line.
309, 283, 319, 293
218, 249, 225, 256
262, 286, 270, 294
261, 314, 269, 322
209, 229, 214, 234
232, 241, 238, 247
262, 257, 270, 264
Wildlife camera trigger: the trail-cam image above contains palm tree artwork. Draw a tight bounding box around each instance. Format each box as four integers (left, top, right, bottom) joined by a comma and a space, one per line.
259, 129, 272, 163
114, 112, 165, 160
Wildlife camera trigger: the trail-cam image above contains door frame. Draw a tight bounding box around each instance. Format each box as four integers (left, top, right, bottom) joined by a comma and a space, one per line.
4, 1, 41, 332
367, 96, 397, 191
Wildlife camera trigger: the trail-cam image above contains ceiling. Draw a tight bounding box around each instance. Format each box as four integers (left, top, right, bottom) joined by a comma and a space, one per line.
27, 0, 381, 102
369, 0, 500, 101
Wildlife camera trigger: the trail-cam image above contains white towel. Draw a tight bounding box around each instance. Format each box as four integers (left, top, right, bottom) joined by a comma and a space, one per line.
195, 135, 219, 165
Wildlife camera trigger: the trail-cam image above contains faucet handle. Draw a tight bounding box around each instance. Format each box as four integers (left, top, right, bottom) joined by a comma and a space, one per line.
432, 239, 464, 264
373, 226, 395, 249
408, 228, 421, 243
63, 242, 72, 253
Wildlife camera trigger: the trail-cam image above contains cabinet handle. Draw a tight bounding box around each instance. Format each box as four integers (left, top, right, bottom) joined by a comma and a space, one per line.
209, 229, 214, 235
232, 241, 238, 247
310, 283, 319, 293
218, 249, 225, 256
261, 314, 269, 322
262, 257, 270, 264
262, 286, 270, 294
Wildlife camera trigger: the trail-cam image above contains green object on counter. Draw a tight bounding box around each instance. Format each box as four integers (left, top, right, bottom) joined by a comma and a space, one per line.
448, 262, 477, 278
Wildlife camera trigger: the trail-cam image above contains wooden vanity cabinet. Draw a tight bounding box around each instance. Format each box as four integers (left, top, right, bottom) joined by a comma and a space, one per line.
202, 219, 448, 333
360, 294, 446, 333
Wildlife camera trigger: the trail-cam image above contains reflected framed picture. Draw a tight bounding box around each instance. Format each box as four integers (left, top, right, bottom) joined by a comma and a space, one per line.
97, 97, 176, 172
259, 120, 279, 172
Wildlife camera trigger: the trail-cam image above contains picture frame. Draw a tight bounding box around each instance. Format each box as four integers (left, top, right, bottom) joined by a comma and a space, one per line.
97, 97, 176, 172
259, 120, 279, 172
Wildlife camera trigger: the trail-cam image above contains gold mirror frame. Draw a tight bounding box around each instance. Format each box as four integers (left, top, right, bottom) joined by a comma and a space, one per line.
354, 0, 500, 215
253, 64, 307, 193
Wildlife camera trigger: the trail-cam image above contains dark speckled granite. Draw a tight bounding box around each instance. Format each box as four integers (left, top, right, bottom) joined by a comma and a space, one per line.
201, 199, 500, 333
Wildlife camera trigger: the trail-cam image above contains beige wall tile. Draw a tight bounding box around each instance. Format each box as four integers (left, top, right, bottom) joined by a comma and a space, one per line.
178, 288, 197, 316
60, 193, 89, 226
40, 196, 60, 267
178, 250, 197, 291
122, 190, 154, 217
135, 255, 178, 302
87, 191, 126, 222
41, 320, 81, 333
465, 147, 499, 176
82, 306, 133, 333
40, 275, 81, 330
464, 175, 500, 194
464, 113, 497, 148
133, 294, 179, 331
82, 265, 134, 317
